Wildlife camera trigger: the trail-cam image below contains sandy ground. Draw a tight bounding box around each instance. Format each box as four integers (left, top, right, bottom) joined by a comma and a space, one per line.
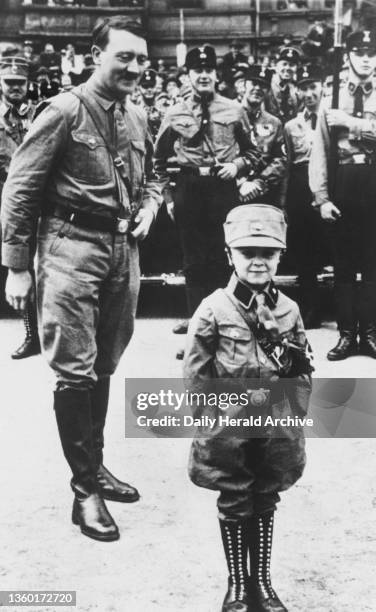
0, 315, 376, 612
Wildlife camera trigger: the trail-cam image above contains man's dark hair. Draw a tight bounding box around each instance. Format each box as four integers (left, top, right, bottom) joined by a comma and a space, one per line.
92, 17, 145, 49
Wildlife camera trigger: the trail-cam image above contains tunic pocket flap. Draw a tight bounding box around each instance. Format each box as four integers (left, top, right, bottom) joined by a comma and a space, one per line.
218, 323, 251, 341
71, 131, 104, 150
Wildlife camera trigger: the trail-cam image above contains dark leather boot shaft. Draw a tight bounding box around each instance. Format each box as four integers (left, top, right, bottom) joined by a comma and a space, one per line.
327, 332, 358, 361
72, 490, 119, 542
220, 520, 251, 612
248, 513, 288, 612
90, 377, 111, 467
359, 326, 376, 358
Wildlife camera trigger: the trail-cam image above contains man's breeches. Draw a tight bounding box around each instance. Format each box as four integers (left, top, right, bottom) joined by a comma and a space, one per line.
174, 173, 237, 289
36, 216, 140, 389
189, 435, 306, 521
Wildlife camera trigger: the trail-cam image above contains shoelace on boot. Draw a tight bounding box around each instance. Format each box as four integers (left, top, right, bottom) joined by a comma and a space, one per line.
221, 522, 248, 601
249, 512, 277, 600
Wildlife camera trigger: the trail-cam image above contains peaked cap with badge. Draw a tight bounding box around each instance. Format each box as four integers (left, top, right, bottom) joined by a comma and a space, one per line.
139, 68, 157, 88
278, 46, 301, 64
185, 44, 217, 71
0, 56, 29, 81
245, 65, 274, 87
224, 204, 286, 249
346, 29, 376, 52
296, 64, 323, 86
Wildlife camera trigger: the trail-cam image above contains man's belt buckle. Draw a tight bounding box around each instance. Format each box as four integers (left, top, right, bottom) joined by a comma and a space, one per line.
117, 218, 129, 233
353, 153, 366, 164
198, 167, 211, 177
114, 156, 125, 168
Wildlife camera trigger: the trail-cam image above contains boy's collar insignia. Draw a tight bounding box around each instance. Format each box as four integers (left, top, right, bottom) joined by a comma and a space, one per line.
232, 278, 279, 310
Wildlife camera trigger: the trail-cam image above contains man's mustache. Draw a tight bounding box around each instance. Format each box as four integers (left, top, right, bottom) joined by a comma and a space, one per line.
121, 70, 140, 81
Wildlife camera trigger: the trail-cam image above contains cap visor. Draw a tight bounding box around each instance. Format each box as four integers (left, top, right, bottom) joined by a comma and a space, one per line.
228, 236, 285, 248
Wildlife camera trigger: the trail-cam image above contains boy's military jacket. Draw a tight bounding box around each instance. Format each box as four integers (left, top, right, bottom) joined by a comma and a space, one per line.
153, 93, 262, 190
309, 76, 376, 206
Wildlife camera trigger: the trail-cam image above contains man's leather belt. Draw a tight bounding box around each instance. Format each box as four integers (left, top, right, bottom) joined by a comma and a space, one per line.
43, 204, 130, 234
180, 165, 213, 176
338, 154, 376, 166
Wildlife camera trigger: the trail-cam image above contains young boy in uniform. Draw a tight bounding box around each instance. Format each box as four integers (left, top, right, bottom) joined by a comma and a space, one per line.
183, 204, 313, 612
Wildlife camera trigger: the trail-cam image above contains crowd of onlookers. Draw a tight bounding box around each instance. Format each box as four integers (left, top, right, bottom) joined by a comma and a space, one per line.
0, 21, 337, 107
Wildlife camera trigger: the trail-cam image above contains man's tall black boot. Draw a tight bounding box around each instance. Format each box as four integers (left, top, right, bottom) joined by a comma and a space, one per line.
91, 377, 140, 503
219, 520, 250, 612
248, 512, 287, 612
358, 282, 376, 358
54, 388, 119, 542
327, 283, 358, 361
11, 300, 41, 359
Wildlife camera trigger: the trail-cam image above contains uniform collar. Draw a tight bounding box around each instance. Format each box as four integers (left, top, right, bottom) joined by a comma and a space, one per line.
85, 74, 126, 111
243, 102, 262, 122
191, 91, 215, 106
303, 107, 317, 122
0, 100, 30, 119
228, 273, 279, 310
348, 78, 373, 96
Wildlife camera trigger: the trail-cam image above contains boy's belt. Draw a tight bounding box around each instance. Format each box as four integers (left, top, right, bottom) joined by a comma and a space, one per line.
43, 203, 130, 234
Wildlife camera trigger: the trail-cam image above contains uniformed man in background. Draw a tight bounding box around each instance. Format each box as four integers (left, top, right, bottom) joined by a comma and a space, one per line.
139, 67, 163, 140
309, 29, 376, 360
154, 45, 262, 357
0, 55, 40, 358
239, 65, 286, 206
284, 63, 326, 328
265, 47, 301, 125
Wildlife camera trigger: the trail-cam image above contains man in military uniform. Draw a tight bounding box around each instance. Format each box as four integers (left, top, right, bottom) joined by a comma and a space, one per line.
284, 64, 326, 328
154, 45, 262, 355
1, 17, 162, 541
239, 65, 286, 206
0, 56, 41, 358
265, 47, 301, 125
138, 67, 163, 140
309, 30, 376, 360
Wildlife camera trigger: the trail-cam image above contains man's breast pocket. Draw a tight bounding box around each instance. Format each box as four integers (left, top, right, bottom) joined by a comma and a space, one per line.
213, 119, 236, 147
70, 131, 112, 184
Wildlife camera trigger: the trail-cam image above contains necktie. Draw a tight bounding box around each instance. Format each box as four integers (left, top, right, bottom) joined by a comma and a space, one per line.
280, 85, 290, 119
255, 293, 279, 340
310, 112, 317, 130
353, 85, 364, 118
186, 95, 211, 147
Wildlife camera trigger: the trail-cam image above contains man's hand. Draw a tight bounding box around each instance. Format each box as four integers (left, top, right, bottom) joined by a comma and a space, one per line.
326, 109, 353, 130
6, 269, 33, 312
239, 180, 262, 202
131, 208, 155, 240
217, 162, 238, 181
320, 201, 341, 222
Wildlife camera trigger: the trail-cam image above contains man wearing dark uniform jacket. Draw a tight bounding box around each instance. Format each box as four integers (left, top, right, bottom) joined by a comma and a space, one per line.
0, 56, 40, 358
309, 30, 376, 360
239, 65, 286, 207
154, 44, 262, 355
264, 47, 301, 125
284, 64, 326, 328
1, 17, 162, 541
138, 68, 163, 141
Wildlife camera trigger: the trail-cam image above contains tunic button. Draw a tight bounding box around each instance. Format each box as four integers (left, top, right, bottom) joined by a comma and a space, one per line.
260, 356, 266, 364
89, 138, 96, 145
